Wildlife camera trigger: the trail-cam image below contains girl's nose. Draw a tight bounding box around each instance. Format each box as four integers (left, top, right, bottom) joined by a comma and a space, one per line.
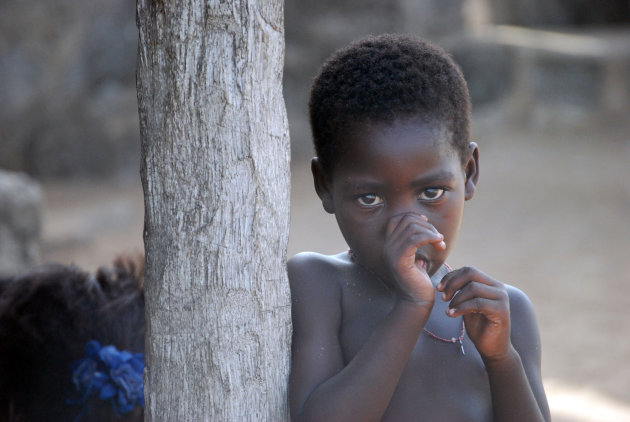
389, 196, 423, 218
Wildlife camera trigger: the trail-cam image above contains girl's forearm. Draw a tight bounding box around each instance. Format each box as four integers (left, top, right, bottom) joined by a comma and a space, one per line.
484, 347, 548, 422
295, 300, 431, 422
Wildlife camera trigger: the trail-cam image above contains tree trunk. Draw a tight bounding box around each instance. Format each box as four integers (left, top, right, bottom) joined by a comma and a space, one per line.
136, 0, 291, 420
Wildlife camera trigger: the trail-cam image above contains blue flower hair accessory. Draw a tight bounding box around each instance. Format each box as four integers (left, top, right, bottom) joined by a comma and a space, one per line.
69, 340, 144, 415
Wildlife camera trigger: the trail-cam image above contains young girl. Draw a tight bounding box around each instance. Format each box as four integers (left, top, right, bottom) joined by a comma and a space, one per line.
288, 34, 550, 421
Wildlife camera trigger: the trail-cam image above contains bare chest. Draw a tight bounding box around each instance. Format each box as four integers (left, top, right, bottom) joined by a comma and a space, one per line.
339, 280, 493, 421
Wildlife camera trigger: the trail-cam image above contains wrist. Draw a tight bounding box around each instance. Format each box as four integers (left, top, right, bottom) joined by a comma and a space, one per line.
482, 345, 521, 372
390, 298, 433, 333
391, 273, 436, 308
394, 295, 434, 313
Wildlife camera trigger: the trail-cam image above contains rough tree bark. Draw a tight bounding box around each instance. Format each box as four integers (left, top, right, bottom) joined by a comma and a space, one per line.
136, 0, 291, 420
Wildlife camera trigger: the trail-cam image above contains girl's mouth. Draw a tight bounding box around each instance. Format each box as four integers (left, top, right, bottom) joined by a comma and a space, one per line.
415, 254, 429, 272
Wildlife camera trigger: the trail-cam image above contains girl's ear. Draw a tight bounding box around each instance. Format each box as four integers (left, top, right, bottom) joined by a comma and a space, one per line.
464, 142, 480, 201
311, 157, 335, 214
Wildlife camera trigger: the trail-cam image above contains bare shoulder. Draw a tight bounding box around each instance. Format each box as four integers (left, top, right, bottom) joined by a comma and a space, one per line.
505, 284, 540, 343
287, 251, 352, 330
505, 284, 550, 419
288, 250, 349, 273
505, 284, 543, 370
287, 252, 349, 418
288, 251, 348, 299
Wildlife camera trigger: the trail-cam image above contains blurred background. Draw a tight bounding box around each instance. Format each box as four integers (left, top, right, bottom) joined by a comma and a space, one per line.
1, 0, 629, 420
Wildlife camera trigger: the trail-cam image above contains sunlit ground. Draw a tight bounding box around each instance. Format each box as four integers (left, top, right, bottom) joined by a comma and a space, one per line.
545, 380, 630, 422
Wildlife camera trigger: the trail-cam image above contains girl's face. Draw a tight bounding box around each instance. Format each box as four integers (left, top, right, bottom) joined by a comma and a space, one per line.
316, 118, 478, 283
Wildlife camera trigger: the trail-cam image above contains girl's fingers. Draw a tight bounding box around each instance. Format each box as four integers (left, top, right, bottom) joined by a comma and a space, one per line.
436, 266, 499, 299
446, 296, 507, 319
386, 213, 430, 238
436, 268, 510, 320
444, 281, 506, 309
436, 266, 512, 360
386, 214, 444, 253
405, 230, 445, 250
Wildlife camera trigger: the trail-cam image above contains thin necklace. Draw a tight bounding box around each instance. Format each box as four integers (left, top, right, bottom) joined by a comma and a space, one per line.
423, 318, 466, 356
348, 250, 466, 356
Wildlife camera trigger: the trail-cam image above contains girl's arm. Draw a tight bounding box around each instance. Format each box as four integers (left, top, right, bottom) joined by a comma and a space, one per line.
438, 267, 551, 422
288, 252, 432, 422
486, 285, 550, 422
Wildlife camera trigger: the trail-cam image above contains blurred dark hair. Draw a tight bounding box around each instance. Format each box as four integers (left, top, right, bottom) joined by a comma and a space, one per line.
0, 254, 145, 422
309, 33, 471, 176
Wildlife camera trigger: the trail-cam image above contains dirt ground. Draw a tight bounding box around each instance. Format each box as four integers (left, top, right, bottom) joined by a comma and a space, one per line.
39, 115, 630, 421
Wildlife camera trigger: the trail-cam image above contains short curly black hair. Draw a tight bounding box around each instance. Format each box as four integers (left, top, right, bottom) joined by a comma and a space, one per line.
309, 33, 471, 175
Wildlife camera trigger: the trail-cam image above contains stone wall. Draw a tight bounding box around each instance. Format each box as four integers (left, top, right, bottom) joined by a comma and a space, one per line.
0, 0, 628, 178
488, 0, 630, 26
0, 170, 42, 277
0, 0, 139, 179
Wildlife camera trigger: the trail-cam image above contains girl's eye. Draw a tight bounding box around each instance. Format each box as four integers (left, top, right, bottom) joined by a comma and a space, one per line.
357, 194, 384, 207
419, 188, 445, 201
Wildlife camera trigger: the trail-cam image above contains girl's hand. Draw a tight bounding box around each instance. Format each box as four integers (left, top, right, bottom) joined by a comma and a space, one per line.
383, 213, 446, 307
436, 267, 511, 362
